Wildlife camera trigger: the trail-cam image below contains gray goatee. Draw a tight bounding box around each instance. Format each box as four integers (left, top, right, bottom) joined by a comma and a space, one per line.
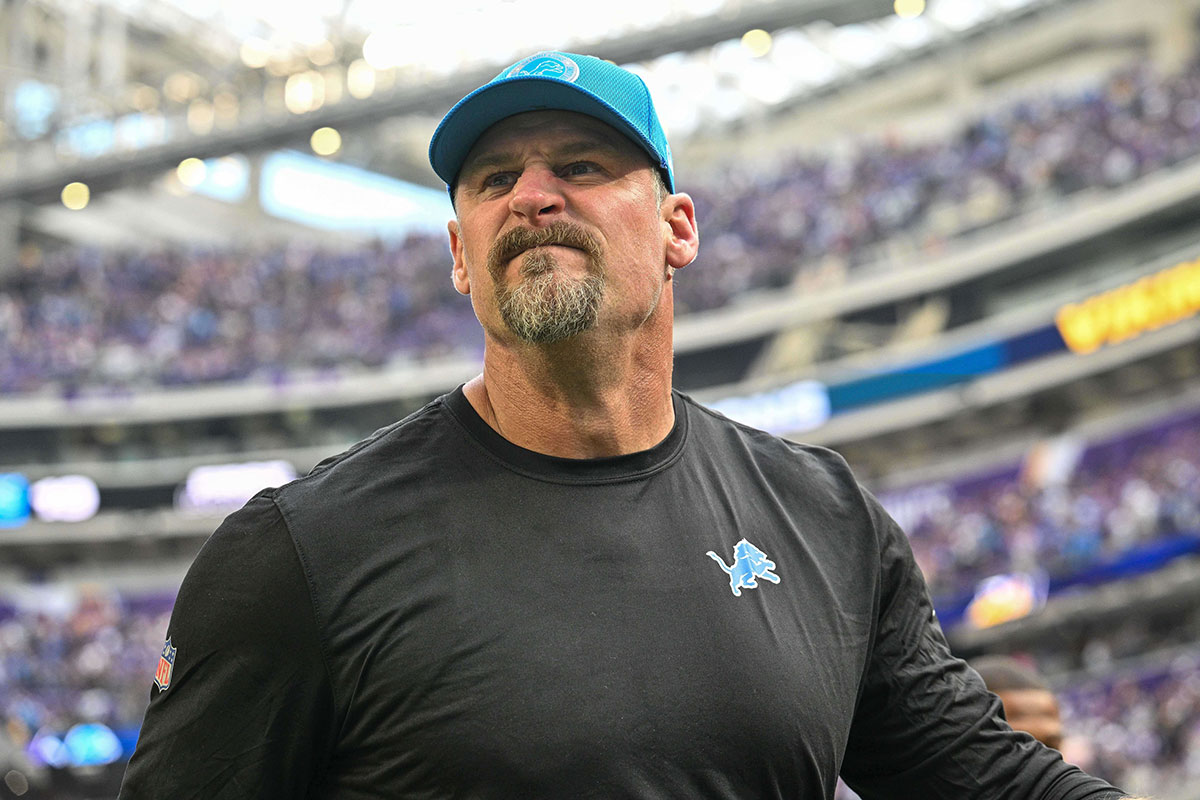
487, 221, 606, 344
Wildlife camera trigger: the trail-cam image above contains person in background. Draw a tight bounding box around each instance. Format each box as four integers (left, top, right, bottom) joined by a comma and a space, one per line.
972, 655, 1065, 750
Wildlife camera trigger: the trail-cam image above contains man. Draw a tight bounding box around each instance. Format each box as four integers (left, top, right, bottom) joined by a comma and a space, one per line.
119, 52, 1143, 799
972, 655, 1065, 751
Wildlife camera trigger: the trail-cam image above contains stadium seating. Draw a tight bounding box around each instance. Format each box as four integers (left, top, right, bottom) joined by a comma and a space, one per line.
5, 52, 1200, 396
881, 406, 1200, 603
5, 11, 1200, 799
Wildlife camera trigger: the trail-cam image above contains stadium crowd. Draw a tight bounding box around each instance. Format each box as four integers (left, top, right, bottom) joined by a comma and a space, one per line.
0, 587, 170, 746
1061, 647, 1200, 797
4, 52, 1200, 395
888, 408, 1200, 602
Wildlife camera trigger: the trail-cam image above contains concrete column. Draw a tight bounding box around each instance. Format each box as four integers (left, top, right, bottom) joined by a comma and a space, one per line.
60, 3, 95, 116
0, 204, 22, 280
944, 44, 979, 110
3, 0, 31, 121
97, 7, 127, 102
1149, 0, 1198, 74
243, 151, 269, 218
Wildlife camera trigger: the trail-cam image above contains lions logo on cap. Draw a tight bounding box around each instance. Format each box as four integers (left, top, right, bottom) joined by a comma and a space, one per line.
507, 52, 580, 83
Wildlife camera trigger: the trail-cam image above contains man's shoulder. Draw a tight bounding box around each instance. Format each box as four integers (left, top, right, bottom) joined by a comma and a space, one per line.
315, 395, 454, 474
678, 391, 856, 482
273, 393, 461, 518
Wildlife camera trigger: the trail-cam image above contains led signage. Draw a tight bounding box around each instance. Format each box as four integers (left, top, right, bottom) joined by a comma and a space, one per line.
1056, 258, 1200, 354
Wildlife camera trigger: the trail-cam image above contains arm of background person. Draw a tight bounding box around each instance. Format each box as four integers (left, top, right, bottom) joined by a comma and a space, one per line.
839, 488, 1130, 800
117, 490, 336, 799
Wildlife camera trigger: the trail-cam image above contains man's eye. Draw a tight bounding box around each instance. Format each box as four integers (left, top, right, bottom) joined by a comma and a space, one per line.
561, 162, 599, 177
484, 173, 516, 188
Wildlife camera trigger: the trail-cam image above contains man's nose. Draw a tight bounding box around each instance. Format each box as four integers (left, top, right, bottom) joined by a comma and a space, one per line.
508, 166, 565, 222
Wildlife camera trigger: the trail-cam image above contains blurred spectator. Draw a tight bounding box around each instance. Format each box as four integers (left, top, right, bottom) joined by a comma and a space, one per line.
972, 654, 1064, 749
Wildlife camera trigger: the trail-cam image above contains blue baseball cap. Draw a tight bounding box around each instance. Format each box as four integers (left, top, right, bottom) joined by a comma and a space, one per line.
429, 51, 675, 195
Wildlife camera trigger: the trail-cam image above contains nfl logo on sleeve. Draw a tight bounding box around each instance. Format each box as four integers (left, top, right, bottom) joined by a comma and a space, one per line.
154, 638, 177, 691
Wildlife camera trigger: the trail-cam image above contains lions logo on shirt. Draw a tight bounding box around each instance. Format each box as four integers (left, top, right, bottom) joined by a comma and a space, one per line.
707, 539, 780, 597
154, 638, 177, 691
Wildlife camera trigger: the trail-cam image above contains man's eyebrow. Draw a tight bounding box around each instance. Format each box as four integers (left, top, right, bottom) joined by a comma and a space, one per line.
461, 135, 630, 176
460, 151, 514, 175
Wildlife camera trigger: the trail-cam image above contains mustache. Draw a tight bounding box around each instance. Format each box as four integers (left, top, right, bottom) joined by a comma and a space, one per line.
487, 222, 603, 277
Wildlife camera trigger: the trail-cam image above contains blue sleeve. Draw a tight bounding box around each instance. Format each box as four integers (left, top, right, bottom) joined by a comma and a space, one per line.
118, 491, 336, 799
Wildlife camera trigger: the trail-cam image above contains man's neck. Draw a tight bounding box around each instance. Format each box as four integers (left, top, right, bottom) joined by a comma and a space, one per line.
463, 326, 675, 459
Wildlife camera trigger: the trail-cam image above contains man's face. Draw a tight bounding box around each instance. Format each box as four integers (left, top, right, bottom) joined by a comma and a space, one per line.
447, 110, 694, 347
996, 688, 1064, 750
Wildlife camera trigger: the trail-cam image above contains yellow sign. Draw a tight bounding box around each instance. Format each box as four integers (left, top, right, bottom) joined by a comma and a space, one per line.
1055, 258, 1200, 354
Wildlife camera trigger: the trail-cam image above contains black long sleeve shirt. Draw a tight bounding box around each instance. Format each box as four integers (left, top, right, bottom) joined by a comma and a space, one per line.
120, 388, 1125, 799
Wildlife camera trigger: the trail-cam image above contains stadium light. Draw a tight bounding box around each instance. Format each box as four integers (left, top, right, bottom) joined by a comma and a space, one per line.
347, 59, 376, 99
0, 473, 31, 527
708, 380, 831, 435
163, 72, 200, 104
240, 37, 271, 69
285, 71, 326, 114
362, 29, 402, 70
321, 67, 345, 105
176, 157, 207, 187
741, 29, 773, 58
177, 461, 297, 514
894, 0, 926, 18
311, 126, 342, 156
30, 475, 101, 523
187, 99, 215, 135
63, 723, 124, 766
213, 90, 240, 125
309, 40, 336, 66
128, 84, 159, 112
61, 182, 89, 210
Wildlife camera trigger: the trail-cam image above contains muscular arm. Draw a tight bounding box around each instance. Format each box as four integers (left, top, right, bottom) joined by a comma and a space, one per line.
118, 492, 336, 799
840, 489, 1127, 800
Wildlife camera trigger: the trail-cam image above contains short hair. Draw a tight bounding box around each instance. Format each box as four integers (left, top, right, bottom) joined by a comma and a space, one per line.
651, 167, 670, 204
970, 655, 1052, 693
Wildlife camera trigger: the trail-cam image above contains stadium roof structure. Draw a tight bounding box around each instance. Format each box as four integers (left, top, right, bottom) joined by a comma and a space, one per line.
0, 0, 1083, 204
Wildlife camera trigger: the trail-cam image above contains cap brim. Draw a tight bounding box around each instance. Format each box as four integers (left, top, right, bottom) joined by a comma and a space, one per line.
429, 76, 669, 191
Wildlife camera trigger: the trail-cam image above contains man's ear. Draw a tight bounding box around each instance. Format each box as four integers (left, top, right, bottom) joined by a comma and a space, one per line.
448, 219, 470, 295
662, 192, 699, 272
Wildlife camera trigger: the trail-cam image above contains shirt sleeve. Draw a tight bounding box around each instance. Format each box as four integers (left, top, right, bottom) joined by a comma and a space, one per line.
118, 491, 336, 800
839, 489, 1126, 800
